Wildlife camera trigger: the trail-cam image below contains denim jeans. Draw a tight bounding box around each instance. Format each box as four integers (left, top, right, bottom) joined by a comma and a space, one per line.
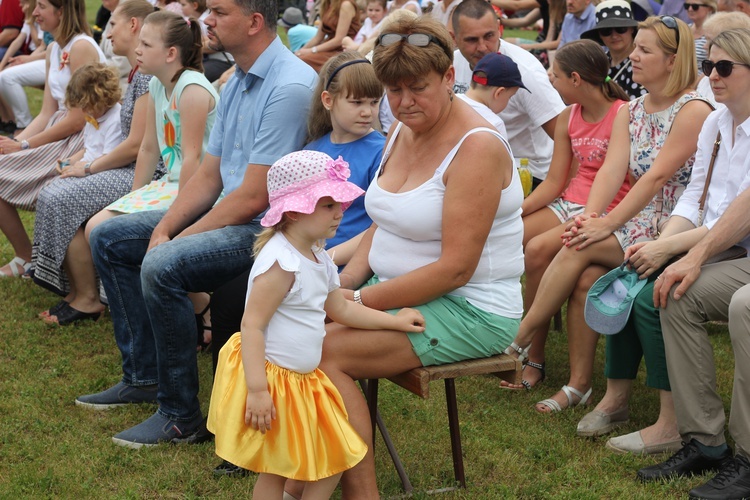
90, 210, 258, 421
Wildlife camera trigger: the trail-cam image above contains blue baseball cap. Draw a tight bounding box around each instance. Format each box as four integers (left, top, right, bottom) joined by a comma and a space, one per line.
471, 53, 529, 92
585, 263, 648, 335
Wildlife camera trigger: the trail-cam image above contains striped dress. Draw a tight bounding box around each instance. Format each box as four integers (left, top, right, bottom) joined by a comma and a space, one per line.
0, 34, 106, 211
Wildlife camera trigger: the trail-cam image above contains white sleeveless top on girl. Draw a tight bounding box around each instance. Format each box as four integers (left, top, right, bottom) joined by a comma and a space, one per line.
247, 232, 340, 374
48, 34, 106, 110
365, 123, 525, 318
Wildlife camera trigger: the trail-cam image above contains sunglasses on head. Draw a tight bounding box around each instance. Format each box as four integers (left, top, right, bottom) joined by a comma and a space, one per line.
684, 2, 706, 9
377, 33, 453, 60
599, 26, 630, 37
659, 15, 680, 48
701, 59, 750, 77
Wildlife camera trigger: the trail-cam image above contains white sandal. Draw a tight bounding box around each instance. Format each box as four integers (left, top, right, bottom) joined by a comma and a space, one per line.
536, 385, 592, 413
0, 256, 31, 278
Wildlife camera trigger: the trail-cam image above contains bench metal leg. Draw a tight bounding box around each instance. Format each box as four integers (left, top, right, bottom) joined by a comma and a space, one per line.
361, 379, 413, 493
444, 378, 466, 488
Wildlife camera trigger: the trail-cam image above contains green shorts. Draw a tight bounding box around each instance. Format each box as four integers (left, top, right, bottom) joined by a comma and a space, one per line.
364, 277, 520, 366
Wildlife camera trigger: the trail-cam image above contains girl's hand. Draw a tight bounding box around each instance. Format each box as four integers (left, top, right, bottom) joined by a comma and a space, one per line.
561, 213, 594, 241
245, 389, 276, 433
58, 160, 87, 178
392, 308, 426, 332
625, 240, 672, 278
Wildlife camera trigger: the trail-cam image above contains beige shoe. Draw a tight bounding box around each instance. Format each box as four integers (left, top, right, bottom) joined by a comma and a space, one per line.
606, 431, 683, 455
577, 407, 629, 437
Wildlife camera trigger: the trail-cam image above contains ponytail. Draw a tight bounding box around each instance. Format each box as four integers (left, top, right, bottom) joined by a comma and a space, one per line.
143, 10, 204, 82
603, 78, 629, 102
556, 39, 628, 102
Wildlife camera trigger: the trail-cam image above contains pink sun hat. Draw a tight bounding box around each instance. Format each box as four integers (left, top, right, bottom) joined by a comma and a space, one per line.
261, 150, 365, 227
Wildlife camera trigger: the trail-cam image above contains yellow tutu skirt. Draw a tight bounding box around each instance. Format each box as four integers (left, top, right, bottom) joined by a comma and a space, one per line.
207, 333, 368, 480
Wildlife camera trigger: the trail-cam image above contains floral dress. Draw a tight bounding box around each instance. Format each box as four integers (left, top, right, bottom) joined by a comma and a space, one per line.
613, 92, 710, 250
106, 70, 218, 213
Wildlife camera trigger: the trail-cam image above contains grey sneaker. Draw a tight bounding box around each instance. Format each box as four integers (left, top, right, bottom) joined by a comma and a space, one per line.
112, 411, 204, 449
75, 381, 158, 410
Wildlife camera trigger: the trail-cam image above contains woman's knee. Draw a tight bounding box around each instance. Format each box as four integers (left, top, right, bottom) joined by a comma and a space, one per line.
525, 233, 559, 272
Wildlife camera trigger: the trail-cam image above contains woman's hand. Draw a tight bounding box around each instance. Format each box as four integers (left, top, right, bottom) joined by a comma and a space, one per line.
0, 138, 22, 155
562, 213, 616, 250
624, 240, 673, 278
245, 389, 276, 433
7, 55, 30, 67
58, 160, 87, 178
392, 308, 426, 333
295, 47, 313, 57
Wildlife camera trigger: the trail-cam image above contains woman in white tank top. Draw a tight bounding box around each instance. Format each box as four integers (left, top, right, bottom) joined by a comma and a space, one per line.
310, 17, 524, 497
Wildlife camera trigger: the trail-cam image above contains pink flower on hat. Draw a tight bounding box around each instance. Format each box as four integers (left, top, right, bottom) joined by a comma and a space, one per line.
327, 157, 351, 181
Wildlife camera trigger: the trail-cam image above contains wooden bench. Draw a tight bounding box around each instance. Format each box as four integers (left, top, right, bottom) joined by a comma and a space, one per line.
364, 353, 522, 493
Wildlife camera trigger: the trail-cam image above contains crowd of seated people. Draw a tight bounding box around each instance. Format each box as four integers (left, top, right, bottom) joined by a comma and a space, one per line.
4, 0, 750, 497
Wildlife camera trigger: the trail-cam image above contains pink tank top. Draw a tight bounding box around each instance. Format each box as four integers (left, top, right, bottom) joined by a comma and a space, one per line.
562, 100, 630, 211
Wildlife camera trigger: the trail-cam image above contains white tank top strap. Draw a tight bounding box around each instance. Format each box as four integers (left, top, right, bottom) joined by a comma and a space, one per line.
434, 126, 511, 177
378, 121, 403, 174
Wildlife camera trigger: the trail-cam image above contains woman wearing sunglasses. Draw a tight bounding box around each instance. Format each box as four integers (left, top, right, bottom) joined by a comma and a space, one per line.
582, 0, 646, 100
502, 16, 713, 427
584, 28, 750, 463
685, 0, 716, 74
308, 16, 524, 496
695, 12, 750, 107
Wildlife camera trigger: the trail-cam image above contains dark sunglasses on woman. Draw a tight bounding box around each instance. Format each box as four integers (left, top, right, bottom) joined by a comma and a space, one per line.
599, 26, 630, 37
702, 59, 750, 77
659, 15, 680, 47
684, 2, 707, 10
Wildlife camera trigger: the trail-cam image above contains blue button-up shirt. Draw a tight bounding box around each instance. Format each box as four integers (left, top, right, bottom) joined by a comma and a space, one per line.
206, 36, 318, 196
559, 3, 597, 49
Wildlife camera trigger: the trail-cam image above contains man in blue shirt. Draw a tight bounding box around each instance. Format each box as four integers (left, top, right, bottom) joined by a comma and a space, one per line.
558, 0, 596, 48
78, 0, 318, 448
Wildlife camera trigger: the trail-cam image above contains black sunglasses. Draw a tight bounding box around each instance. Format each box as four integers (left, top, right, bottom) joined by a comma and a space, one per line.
377, 33, 453, 60
702, 59, 750, 77
684, 2, 706, 9
599, 26, 630, 37
659, 15, 680, 48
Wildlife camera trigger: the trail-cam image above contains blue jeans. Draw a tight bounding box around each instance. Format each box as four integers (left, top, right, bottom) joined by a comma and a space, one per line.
90, 210, 258, 421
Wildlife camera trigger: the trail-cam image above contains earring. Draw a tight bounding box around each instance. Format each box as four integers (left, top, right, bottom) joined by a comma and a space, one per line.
448, 89, 454, 102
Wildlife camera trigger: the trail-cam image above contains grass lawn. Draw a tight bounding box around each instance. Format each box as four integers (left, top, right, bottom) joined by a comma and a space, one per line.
0, 3, 739, 498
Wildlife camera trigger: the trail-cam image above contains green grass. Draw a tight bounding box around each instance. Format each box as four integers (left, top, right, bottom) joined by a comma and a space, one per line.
0, 3, 739, 498
0, 240, 737, 498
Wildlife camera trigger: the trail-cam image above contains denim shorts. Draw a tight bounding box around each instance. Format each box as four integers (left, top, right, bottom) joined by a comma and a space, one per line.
546, 197, 586, 224
364, 277, 519, 366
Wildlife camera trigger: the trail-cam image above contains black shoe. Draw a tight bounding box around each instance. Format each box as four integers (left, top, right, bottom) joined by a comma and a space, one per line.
637, 439, 733, 482
171, 417, 214, 444
0, 121, 16, 135
213, 460, 251, 478
690, 455, 750, 499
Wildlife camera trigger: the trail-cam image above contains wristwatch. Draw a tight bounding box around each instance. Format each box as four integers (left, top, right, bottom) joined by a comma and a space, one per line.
312, 46, 318, 53
20, 140, 29, 150
353, 289, 363, 305
84, 162, 92, 176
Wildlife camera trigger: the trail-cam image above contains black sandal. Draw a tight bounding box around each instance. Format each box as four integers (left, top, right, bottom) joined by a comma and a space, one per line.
195, 304, 212, 353
39, 299, 69, 319
520, 361, 546, 391
44, 303, 102, 326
